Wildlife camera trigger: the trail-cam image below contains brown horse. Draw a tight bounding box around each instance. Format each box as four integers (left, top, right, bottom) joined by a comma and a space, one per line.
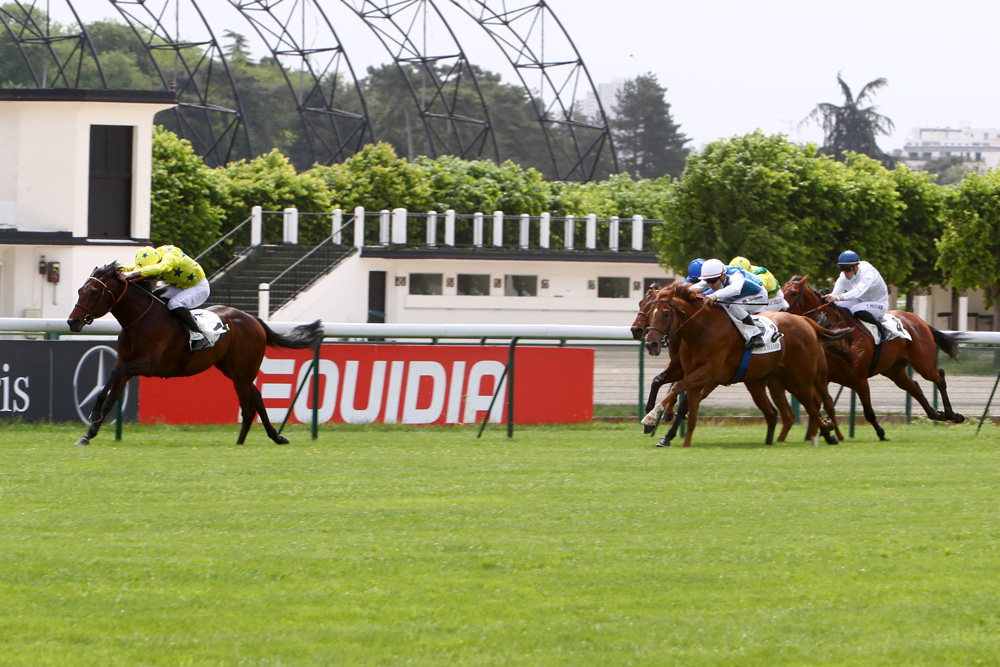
67, 263, 324, 446
631, 283, 800, 446
782, 275, 964, 440
642, 282, 850, 447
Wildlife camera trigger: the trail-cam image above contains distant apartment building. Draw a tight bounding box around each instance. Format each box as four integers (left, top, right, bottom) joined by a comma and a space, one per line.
579, 78, 626, 122
901, 126, 1000, 172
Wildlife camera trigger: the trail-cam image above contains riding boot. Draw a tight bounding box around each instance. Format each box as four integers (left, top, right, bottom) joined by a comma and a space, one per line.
855, 310, 890, 345
172, 306, 208, 351
741, 314, 764, 349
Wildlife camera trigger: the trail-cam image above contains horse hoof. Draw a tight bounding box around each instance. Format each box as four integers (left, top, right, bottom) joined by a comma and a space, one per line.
274, 435, 290, 445
76, 437, 90, 446
953, 413, 966, 424
643, 423, 655, 435
655, 436, 671, 447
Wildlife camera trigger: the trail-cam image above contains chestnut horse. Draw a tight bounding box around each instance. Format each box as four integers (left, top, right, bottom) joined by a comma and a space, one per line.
782, 275, 964, 440
631, 284, 801, 446
67, 263, 324, 446
641, 282, 850, 447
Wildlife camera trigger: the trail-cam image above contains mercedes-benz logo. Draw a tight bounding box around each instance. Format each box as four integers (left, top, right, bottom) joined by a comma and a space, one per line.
73, 345, 129, 425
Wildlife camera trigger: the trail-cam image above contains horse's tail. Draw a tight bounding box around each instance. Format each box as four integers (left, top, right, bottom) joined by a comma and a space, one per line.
931, 326, 963, 361
259, 319, 324, 350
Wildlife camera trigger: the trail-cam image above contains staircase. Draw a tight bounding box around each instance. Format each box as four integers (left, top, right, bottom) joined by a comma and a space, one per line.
206, 244, 356, 315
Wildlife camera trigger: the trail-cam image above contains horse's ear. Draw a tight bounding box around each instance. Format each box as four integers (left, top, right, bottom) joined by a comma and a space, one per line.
801, 274, 809, 282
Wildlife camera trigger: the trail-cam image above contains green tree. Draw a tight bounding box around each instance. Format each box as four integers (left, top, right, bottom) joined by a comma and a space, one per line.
612, 73, 689, 179
921, 155, 974, 185
803, 72, 896, 168
936, 170, 1000, 323
150, 126, 226, 258
889, 164, 946, 303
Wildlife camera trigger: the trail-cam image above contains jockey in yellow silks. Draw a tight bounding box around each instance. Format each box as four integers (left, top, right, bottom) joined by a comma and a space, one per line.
729, 256, 788, 311
121, 245, 212, 349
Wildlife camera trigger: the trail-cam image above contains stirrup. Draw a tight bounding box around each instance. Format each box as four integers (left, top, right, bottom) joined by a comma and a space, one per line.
745, 334, 764, 349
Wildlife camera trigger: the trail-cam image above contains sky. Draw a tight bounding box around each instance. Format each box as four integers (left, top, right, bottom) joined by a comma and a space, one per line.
58, 0, 997, 153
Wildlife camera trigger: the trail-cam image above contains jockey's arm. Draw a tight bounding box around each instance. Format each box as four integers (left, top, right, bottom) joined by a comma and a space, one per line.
689, 280, 710, 294
837, 267, 876, 302
709, 272, 744, 301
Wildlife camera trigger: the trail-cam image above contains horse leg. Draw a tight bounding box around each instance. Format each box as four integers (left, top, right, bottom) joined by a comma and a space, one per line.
852, 379, 887, 441
681, 388, 704, 448
643, 369, 669, 434
881, 362, 964, 424
746, 380, 777, 445
766, 378, 794, 442
252, 384, 290, 445
656, 392, 689, 448
77, 371, 132, 446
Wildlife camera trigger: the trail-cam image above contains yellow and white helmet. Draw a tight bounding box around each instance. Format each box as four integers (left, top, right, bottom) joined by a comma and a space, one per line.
134, 246, 161, 268
729, 256, 752, 271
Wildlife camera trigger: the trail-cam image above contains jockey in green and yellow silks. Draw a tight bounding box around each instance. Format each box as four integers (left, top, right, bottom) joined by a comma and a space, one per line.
729, 256, 788, 312
121, 245, 213, 350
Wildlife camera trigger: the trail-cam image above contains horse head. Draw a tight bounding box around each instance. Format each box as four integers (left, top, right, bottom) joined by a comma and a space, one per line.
781, 274, 811, 314
630, 283, 659, 341
643, 283, 680, 356
67, 263, 128, 331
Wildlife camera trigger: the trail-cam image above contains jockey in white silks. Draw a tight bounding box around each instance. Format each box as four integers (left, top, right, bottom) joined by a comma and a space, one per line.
690, 258, 769, 349
823, 249, 891, 343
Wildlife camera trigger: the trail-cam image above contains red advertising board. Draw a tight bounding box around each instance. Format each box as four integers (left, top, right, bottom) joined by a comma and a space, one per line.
139, 344, 593, 425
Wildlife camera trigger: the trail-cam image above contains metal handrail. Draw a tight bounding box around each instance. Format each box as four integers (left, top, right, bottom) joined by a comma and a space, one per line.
194, 214, 253, 263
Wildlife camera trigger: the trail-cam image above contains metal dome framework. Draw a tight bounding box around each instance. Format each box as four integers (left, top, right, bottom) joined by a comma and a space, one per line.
0, 0, 617, 181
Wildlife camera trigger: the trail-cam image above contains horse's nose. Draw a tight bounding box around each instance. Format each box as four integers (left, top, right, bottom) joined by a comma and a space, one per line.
67, 318, 82, 333
630, 326, 644, 341
645, 339, 661, 356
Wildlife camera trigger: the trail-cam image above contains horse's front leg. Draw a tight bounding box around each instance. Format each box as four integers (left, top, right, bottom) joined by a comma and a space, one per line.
78, 368, 133, 446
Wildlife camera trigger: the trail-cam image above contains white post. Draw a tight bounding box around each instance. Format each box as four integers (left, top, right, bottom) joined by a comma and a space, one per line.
392, 207, 407, 245
332, 208, 343, 245
473, 212, 484, 247
540, 212, 550, 249
519, 214, 530, 249
251, 205, 262, 246
631, 215, 644, 251
959, 294, 969, 331
427, 211, 438, 247
379, 209, 390, 246
283, 207, 298, 244
445, 209, 456, 246
914, 294, 929, 323
353, 206, 365, 248
492, 210, 504, 247
609, 216, 620, 252
586, 213, 597, 249
258, 283, 270, 321
564, 214, 575, 250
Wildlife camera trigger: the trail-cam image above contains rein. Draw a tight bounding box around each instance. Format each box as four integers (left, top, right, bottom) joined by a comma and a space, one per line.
73, 275, 129, 324
643, 297, 706, 340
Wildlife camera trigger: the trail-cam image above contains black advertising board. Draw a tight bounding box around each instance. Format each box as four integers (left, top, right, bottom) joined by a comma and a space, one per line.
0, 340, 138, 423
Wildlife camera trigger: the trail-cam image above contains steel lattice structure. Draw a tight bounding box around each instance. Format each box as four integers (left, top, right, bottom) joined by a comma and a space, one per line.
0, 0, 617, 180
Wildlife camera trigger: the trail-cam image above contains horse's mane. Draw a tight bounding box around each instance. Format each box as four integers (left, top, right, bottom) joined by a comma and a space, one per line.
670, 281, 700, 302
93, 262, 120, 277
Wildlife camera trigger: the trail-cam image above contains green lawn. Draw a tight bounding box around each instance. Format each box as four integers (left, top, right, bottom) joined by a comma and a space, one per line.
1, 421, 999, 666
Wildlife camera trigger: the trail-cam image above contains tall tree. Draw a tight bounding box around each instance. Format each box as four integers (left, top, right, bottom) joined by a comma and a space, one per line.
612, 73, 689, 179
803, 72, 896, 168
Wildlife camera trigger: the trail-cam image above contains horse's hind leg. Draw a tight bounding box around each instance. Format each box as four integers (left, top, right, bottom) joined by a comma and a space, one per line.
766, 379, 794, 442
853, 380, 887, 441
747, 380, 778, 445
882, 362, 965, 423
234, 381, 290, 445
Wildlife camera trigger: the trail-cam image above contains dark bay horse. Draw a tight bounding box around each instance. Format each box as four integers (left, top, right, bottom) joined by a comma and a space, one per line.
631, 284, 801, 446
782, 275, 964, 440
67, 263, 324, 446
642, 282, 850, 447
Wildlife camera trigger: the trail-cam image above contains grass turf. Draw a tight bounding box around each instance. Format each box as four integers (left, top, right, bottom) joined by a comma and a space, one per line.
1, 420, 999, 665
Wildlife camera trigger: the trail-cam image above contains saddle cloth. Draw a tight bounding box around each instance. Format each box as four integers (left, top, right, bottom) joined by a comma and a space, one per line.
750, 315, 783, 354
191, 310, 230, 348
858, 313, 912, 345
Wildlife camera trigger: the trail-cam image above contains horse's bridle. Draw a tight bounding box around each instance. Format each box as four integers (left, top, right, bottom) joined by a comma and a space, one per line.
73, 275, 129, 325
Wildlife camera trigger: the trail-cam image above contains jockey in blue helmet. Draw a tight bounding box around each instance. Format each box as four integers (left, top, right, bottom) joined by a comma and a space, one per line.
823, 250, 891, 343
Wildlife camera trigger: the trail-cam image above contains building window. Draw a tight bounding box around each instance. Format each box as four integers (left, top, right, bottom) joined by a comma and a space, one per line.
457, 274, 490, 295
409, 273, 442, 295
598, 277, 630, 298
504, 275, 537, 296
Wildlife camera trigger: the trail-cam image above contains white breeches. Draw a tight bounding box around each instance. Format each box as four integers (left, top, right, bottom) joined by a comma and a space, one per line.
762, 294, 789, 312
163, 278, 210, 310
837, 298, 887, 320
723, 291, 767, 321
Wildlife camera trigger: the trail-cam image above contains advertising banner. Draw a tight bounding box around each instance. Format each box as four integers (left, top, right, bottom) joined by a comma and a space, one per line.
139, 344, 593, 425
0, 340, 138, 423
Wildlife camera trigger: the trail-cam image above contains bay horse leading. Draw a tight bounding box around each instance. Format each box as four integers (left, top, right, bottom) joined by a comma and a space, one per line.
642, 282, 849, 447
782, 275, 964, 440
67, 263, 324, 446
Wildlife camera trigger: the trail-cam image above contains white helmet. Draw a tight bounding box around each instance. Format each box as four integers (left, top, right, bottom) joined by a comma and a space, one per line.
699, 258, 726, 281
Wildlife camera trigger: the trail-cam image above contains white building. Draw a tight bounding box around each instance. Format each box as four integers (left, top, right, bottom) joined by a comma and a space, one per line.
579, 78, 626, 122
901, 126, 1000, 172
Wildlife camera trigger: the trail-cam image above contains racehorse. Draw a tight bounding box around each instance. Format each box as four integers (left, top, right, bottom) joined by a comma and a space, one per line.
782, 275, 964, 440
642, 282, 850, 447
67, 263, 324, 446
631, 284, 801, 446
